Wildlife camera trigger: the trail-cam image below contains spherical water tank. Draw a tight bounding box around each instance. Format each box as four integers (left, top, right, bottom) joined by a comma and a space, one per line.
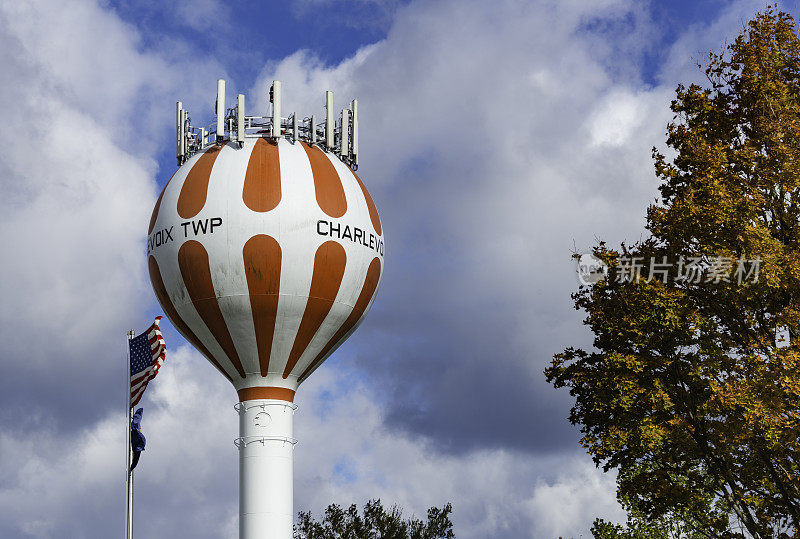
147, 137, 384, 401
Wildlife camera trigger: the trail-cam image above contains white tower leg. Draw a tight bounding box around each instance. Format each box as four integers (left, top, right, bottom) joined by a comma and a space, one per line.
235, 399, 297, 538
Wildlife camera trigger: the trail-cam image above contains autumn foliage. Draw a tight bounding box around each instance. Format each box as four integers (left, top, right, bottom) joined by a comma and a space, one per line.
546, 7, 800, 538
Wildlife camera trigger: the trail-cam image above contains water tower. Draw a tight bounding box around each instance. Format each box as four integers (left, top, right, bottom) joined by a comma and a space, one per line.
147, 79, 384, 538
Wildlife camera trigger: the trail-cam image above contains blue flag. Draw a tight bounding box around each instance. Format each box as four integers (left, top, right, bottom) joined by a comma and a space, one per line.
130, 408, 146, 472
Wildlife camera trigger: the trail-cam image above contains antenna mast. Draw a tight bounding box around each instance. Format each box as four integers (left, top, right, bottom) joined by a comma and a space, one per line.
175, 79, 360, 170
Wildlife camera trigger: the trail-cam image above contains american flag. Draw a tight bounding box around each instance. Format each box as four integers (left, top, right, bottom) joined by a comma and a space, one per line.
129, 317, 167, 408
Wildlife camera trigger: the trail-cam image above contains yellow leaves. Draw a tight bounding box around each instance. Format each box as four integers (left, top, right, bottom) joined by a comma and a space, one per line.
707, 348, 800, 446
547, 8, 800, 532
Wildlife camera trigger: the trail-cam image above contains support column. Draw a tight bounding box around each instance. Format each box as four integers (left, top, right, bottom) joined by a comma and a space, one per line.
235, 399, 297, 538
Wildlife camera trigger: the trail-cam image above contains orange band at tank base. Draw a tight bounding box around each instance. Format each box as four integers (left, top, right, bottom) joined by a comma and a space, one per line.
237, 387, 296, 402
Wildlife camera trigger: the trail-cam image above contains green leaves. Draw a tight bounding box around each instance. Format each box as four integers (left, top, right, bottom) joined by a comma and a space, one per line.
294, 500, 455, 539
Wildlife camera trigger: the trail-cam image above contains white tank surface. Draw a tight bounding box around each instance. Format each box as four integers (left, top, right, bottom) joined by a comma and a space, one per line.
148, 136, 383, 396
147, 81, 383, 538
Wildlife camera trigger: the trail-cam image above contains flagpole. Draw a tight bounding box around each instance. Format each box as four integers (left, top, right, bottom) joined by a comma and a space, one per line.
125, 329, 135, 539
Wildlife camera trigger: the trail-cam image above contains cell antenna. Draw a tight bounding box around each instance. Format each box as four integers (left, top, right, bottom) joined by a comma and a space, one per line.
176, 101, 184, 165
271, 80, 282, 139
351, 99, 359, 169
340, 109, 350, 159
237, 94, 245, 146
174, 79, 361, 170
216, 79, 226, 143
325, 91, 334, 151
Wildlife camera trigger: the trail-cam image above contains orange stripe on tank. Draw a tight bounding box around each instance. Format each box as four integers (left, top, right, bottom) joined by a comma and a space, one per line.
298, 257, 381, 382
283, 241, 347, 378
243, 235, 282, 376
352, 172, 382, 235
243, 138, 281, 212
148, 170, 178, 235
301, 142, 347, 218
177, 145, 222, 219
178, 240, 246, 378
237, 387, 295, 402
148, 255, 233, 382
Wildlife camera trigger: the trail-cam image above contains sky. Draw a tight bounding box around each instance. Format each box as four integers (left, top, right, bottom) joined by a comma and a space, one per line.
0, 0, 791, 537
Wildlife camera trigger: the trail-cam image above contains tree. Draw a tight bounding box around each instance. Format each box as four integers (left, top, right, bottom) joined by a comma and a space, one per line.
591, 490, 717, 539
545, 6, 800, 538
293, 499, 455, 539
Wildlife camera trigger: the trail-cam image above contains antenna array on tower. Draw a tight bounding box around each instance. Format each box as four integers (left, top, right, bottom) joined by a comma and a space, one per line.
176, 79, 360, 170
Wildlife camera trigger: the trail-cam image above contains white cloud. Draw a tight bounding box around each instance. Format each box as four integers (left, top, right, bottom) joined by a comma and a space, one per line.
0, 1, 157, 369
587, 89, 658, 148
0, 410, 123, 538
0, 346, 622, 538
174, 0, 231, 33
0, 0, 225, 380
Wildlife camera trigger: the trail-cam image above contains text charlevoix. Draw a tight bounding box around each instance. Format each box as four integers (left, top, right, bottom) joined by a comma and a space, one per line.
147, 217, 384, 257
